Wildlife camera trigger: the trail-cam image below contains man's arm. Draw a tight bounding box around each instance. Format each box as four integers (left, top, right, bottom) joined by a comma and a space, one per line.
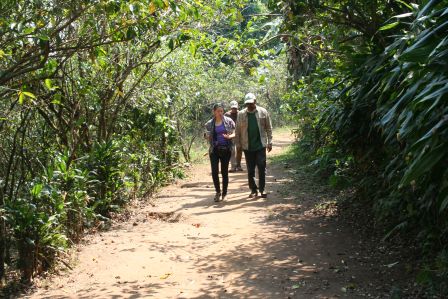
228, 117, 235, 131
265, 111, 273, 152
234, 113, 241, 147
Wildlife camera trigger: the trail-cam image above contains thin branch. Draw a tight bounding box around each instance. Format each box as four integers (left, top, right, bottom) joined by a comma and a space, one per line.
246, 13, 283, 17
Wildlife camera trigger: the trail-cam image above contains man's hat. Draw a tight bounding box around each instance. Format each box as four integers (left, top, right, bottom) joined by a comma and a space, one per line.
244, 93, 256, 104
230, 100, 238, 109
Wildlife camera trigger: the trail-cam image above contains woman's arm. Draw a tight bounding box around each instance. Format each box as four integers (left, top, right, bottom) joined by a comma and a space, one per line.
223, 132, 235, 139
204, 119, 213, 141
223, 116, 235, 139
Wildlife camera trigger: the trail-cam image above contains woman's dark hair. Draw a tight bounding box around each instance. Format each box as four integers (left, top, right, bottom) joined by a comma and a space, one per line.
213, 103, 224, 111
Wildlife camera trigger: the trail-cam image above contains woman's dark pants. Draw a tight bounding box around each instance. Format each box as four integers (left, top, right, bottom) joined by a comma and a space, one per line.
244, 148, 266, 193
209, 148, 231, 195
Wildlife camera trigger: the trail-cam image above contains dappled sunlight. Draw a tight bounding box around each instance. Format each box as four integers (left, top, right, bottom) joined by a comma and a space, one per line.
1, 0, 443, 296
26, 130, 413, 298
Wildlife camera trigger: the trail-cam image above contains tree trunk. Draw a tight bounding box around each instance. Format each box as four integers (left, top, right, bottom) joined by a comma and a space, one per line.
98, 97, 107, 143
18, 238, 35, 283
0, 187, 5, 283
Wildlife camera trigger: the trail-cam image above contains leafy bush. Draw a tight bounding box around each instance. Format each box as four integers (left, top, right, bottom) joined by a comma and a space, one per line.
284, 0, 447, 292
5, 155, 72, 281
328, 0, 448, 249
1, 0, 282, 286
86, 140, 127, 216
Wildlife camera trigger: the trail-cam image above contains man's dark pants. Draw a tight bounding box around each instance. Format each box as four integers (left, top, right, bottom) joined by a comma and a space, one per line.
209, 149, 231, 195
244, 148, 266, 193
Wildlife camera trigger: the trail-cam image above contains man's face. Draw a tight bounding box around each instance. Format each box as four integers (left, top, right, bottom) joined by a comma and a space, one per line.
246, 102, 256, 112
231, 107, 238, 113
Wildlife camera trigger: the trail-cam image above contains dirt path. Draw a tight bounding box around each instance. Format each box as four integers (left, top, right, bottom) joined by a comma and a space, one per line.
27, 131, 404, 298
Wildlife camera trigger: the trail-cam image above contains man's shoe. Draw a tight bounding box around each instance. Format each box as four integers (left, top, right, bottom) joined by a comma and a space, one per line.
221, 193, 227, 201
214, 192, 221, 202
260, 191, 268, 198
236, 166, 244, 171
229, 168, 237, 173
248, 191, 258, 198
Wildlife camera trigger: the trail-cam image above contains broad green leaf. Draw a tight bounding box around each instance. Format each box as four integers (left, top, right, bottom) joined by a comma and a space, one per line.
31, 184, 43, 197
38, 34, 49, 41
168, 39, 174, 50
412, 116, 448, 147
52, 93, 62, 104
23, 27, 35, 35
18, 92, 24, 104
189, 41, 196, 56
417, 0, 439, 19
401, 144, 446, 186
395, 0, 413, 10
402, 20, 448, 60
417, 85, 448, 104
379, 22, 400, 31
45, 79, 53, 90
22, 91, 36, 99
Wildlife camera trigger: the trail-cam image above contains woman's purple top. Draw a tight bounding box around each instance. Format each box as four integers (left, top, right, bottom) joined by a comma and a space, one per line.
215, 123, 230, 146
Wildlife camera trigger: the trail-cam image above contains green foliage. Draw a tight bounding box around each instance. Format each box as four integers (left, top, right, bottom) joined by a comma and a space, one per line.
325, 0, 448, 249
4, 153, 81, 281
1, 0, 286, 284
86, 140, 126, 216
275, 0, 448, 293
144, 44, 287, 162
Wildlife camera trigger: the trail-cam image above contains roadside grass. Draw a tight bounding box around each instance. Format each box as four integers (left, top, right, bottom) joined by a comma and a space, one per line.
269, 137, 310, 168
188, 141, 209, 164
269, 136, 340, 214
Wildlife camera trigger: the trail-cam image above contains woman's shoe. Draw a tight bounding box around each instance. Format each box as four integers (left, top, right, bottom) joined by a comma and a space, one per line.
214, 192, 221, 202
221, 193, 227, 201
248, 191, 258, 198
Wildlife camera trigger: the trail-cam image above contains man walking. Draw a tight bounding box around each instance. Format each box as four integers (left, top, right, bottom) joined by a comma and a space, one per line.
225, 100, 243, 172
235, 93, 273, 198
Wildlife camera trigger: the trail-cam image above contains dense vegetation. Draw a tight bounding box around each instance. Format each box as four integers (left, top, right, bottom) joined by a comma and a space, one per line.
1, 0, 446, 295
0, 0, 285, 286
273, 0, 447, 293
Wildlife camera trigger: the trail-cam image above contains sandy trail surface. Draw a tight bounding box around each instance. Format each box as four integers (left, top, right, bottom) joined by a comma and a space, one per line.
27, 130, 401, 298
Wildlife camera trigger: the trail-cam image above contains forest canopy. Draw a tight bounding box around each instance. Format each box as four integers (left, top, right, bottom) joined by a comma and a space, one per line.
1, 0, 447, 294
0, 0, 286, 284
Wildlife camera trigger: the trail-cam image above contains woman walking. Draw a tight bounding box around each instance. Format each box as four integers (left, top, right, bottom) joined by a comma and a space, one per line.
204, 103, 235, 202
